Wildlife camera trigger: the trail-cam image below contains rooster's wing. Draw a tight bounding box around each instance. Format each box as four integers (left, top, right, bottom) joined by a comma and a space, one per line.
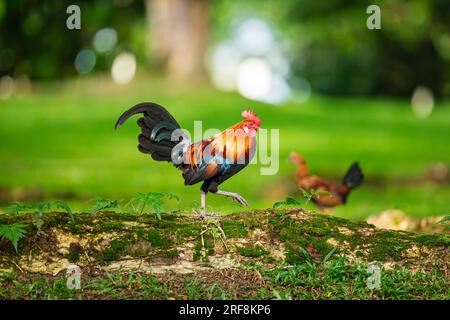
181, 129, 255, 186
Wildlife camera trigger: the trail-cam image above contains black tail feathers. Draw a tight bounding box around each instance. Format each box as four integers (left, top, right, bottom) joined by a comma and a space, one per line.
342, 162, 364, 190
115, 102, 182, 162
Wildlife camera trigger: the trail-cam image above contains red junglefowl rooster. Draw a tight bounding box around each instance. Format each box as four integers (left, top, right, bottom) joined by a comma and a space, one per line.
289, 152, 363, 211
115, 102, 261, 219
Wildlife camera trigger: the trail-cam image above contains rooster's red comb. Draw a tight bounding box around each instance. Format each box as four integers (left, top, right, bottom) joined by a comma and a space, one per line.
241, 110, 261, 127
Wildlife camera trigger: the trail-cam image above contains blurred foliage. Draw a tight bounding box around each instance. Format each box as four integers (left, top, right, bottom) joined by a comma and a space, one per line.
0, 0, 147, 80
212, 0, 450, 97
1, 0, 449, 96
283, 0, 450, 96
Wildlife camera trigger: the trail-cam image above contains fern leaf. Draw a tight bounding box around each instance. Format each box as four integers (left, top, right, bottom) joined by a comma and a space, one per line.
0, 223, 28, 253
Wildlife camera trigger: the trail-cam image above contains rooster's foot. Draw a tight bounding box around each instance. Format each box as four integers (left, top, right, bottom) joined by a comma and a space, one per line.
215, 190, 249, 206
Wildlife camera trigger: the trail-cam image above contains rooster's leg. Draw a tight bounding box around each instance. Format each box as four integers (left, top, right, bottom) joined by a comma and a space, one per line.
200, 191, 206, 219
200, 191, 221, 220
215, 190, 249, 206
198, 191, 228, 252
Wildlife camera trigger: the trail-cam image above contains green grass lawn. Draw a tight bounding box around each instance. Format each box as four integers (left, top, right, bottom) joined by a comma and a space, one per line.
1, 75, 449, 219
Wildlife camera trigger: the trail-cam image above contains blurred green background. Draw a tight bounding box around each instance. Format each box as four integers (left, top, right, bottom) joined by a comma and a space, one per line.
0, 0, 449, 220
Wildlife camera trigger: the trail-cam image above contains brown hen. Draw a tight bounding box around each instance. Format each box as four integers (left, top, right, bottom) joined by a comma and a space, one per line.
290, 152, 363, 211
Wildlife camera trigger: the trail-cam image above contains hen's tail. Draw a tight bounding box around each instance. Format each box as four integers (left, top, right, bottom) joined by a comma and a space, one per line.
342, 162, 364, 190
115, 102, 183, 162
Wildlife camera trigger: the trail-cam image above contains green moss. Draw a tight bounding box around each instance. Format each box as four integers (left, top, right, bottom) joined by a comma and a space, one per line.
285, 244, 301, 264
145, 229, 171, 248
442, 236, 450, 244
221, 220, 248, 238
236, 244, 268, 258
266, 209, 430, 263
193, 240, 204, 261
242, 217, 261, 230
100, 221, 125, 232
164, 249, 179, 259
415, 234, 450, 246
175, 222, 202, 241
124, 240, 152, 257
69, 223, 83, 234
356, 250, 365, 258
102, 239, 128, 261
193, 239, 214, 261
364, 231, 410, 261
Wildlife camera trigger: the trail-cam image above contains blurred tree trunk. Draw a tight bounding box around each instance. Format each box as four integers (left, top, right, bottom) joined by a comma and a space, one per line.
146, 0, 209, 81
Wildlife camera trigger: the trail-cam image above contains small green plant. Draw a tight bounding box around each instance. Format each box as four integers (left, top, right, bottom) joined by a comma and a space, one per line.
272, 288, 292, 300
273, 196, 302, 208
0, 223, 28, 253
273, 189, 333, 210
32, 202, 52, 233
5, 201, 75, 233
322, 247, 337, 264
299, 246, 315, 269
53, 200, 75, 222
5, 202, 33, 214
88, 197, 120, 213
300, 188, 332, 206
127, 192, 179, 219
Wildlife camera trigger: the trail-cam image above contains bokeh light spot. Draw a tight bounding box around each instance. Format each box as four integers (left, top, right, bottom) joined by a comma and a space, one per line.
237, 58, 272, 101
234, 18, 274, 56
209, 43, 242, 91
74, 49, 96, 75
111, 52, 136, 84
429, 162, 449, 181
93, 28, 118, 54
411, 86, 434, 119
0, 75, 14, 100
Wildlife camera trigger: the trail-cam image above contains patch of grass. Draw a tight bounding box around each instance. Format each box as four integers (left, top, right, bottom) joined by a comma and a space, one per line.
183, 278, 230, 300
86, 271, 169, 299
0, 270, 170, 300
259, 256, 449, 299
0, 272, 82, 299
